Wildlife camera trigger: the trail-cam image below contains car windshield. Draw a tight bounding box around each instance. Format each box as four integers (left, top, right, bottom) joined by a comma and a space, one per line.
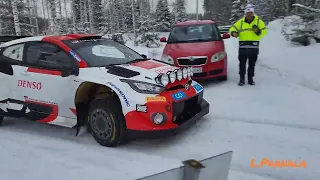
167, 24, 221, 44
63, 39, 143, 67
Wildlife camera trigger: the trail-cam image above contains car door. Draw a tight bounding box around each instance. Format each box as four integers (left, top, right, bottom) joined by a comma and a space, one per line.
14, 41, 80, 126
0, 43, 27, 115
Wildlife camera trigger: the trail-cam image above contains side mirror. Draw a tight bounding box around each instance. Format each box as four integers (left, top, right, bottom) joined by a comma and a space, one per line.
160, 37, 167, 42
222, 33, 230, 39
141, 54, 147, 59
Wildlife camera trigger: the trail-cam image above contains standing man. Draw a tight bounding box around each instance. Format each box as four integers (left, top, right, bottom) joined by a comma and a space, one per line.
229, 5, 267, 86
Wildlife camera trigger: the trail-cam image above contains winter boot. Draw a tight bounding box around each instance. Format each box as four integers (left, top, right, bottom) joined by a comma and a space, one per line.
248, 76, 255, 85
238, 75, 245, 86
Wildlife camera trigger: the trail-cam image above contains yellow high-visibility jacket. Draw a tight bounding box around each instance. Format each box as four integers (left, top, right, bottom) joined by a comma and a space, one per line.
229, 15, 267, 49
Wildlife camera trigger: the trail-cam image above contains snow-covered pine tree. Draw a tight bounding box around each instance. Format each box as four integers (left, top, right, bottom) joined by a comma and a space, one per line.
252, 0, 273, 23
203, 0, 214, 19
72, 0, 83, 33
136, 0, 159, 47
155, 0, 172, 32
91, 0, 104, 33
11, 0, 21, 35
230, 0, 243, 23
47, 0, 58, 34
287, 3, 320, 45
175, 0, 187, 22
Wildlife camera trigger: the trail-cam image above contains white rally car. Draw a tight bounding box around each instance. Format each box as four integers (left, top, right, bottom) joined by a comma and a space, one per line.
0, 34, 209, 147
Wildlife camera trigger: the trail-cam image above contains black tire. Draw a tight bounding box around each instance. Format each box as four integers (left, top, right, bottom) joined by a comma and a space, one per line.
88, 97, 126, 147
0, 116, 3, 126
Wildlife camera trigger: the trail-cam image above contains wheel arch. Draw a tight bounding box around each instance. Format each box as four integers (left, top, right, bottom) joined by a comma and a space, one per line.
73, 81, 127, 127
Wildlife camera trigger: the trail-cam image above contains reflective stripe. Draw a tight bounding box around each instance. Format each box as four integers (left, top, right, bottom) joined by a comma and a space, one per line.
257, 18, 260, 27
239, 45, 259, 48
260, 27, 267, 30
232, 25, 239, 32
239, 20, 243, 31
238, 28, 253, 32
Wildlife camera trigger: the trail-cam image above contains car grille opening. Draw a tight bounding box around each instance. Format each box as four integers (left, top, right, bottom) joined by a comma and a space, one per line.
177, 57, 207, 66
172, 92, 203, 125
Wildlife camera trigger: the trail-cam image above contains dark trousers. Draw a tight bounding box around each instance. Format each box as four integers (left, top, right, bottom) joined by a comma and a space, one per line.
238, 52, 258, 78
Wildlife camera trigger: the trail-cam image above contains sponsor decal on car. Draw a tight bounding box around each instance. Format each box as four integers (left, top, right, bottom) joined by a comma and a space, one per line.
146, 96, 166, 102
18, 80, 41, 90
136, 104, 147, 112
155, 66, 178, 74
172, 91, 186, 101
69, 50, 81, 62
106, 82, 130, 107
130, 61, 165, 69
193, 84, 203, 93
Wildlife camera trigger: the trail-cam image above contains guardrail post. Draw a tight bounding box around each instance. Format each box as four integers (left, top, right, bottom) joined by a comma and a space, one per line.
182, 159, 205, 180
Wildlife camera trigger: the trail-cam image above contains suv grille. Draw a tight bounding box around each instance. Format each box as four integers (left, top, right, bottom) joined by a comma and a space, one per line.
177, 57, 207, 66
172, 91, 203, 125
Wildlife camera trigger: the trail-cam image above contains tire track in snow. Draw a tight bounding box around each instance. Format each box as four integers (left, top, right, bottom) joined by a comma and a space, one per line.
212, 115, 320, 132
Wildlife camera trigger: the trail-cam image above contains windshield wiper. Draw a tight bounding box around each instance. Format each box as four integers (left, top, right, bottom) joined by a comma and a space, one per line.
123, 58, 149, 64
106, 58, 149, 67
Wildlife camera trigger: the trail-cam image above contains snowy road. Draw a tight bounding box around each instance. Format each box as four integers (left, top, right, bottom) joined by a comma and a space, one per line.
1, 20, 320, 180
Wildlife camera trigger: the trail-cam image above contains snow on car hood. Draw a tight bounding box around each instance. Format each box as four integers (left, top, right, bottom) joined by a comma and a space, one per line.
111, 60, 179, 83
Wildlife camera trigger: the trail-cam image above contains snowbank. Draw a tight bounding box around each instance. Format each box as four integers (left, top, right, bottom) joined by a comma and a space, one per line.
271, 15, 320, 45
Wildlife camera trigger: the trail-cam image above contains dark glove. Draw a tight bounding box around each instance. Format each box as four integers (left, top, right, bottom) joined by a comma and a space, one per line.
252, 25, 261, 35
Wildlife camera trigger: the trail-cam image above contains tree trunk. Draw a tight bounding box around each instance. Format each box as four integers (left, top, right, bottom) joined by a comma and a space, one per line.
11, 0, 21, 36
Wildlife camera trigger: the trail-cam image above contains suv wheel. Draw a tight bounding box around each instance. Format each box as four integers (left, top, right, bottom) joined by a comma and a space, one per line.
88, 98, 126, 147
0, 116, 3, 126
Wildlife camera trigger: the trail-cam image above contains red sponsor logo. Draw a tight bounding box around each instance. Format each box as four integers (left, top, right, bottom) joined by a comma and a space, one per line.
130, 61, 165, 69
155, 66, 177, 74
18, 80, 42, 90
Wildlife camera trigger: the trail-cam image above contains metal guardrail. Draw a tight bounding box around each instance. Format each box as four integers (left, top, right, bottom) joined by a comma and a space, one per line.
136, 151, 233, 180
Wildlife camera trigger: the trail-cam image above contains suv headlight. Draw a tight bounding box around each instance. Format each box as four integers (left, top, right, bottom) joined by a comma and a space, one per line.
211, 52, 226, 62
120, 79, 165, 94
161, 54, 174, 65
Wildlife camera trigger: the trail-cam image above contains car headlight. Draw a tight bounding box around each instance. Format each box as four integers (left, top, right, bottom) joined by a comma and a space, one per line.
161, 54, 174, 65
169, 71, 176, 83
211, 52, 226, 62
120, 79, 165, 94
182, 68, 188, 79
160, 74, 169, 86
177, 69, 183, 80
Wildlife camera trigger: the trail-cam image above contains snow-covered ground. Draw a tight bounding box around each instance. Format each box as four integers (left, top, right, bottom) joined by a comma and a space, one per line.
1, 19, 320, 180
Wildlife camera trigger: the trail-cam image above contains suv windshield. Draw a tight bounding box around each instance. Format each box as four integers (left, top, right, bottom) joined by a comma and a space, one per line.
167, 24, 221, 44
63, 39, 143, 67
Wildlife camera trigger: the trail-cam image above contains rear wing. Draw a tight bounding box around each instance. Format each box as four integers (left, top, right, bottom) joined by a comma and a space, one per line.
0, 36, 31, 44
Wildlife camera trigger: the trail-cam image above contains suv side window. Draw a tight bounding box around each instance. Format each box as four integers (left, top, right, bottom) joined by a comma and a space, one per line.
3, 43, 24, 62
25, 42, 75, 69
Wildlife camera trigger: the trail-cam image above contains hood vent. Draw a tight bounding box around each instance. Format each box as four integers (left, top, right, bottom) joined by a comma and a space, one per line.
106, 65, 140, 78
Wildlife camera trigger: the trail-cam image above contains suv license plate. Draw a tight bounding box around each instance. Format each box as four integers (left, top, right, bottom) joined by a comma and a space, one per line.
193, 67, 202, 73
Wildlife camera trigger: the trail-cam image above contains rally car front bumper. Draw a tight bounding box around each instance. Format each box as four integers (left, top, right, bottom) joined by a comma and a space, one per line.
126, 98, 209, 139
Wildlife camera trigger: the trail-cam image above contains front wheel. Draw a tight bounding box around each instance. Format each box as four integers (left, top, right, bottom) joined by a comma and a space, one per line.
88, 97, 126, 147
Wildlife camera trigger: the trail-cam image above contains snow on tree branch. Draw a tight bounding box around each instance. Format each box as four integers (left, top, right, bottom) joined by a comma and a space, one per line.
292, 4, 320, 13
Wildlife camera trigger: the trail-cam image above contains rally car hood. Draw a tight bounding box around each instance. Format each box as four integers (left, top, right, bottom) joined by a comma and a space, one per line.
105, 60, 179, 84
